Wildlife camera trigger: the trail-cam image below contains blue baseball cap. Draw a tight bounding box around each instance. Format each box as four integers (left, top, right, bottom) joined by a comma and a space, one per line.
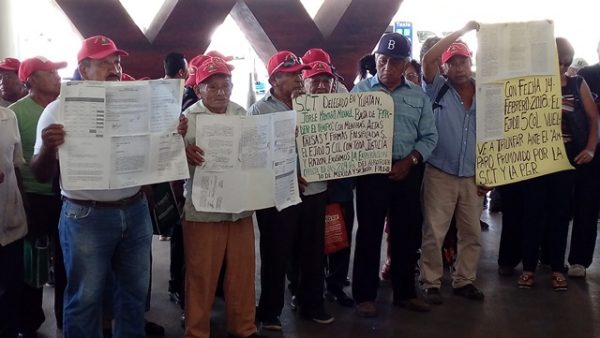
375, 33, 411, 59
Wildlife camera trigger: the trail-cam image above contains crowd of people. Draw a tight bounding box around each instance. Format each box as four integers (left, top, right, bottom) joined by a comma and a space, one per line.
1, 19, 600, 338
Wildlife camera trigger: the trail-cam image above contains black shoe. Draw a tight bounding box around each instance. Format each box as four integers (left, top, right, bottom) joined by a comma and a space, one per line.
145, 321, 165, 336
498, 265, 515, 276
422, 287, 443, 305
343, 277, 351, 286
393, 298, 431, 312
453, 284, 485, 301
326, 290, 354, 307
260, 317, 282, 331
301, 308, 335, 324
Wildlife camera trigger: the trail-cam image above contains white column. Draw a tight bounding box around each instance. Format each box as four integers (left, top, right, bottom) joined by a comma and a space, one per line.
0, 0, 17, 57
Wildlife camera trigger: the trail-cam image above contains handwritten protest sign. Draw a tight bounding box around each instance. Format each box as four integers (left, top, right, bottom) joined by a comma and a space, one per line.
293, 92, 394, 182
476, 75, 573, 186
475, 21, 573, 186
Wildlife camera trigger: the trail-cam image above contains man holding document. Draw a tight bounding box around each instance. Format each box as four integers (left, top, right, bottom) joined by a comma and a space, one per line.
180, 56, 261, 338
30, 36, 153, 338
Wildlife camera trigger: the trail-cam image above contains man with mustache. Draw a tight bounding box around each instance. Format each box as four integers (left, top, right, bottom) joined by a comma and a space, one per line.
250, 51, 335, 330
30, 36, 153, 338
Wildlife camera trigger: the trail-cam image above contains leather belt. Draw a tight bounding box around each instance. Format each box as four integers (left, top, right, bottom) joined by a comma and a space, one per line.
62, 191, 143, 208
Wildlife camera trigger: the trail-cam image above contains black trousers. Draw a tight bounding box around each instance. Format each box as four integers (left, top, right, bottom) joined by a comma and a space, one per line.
352, 164, 423, 303
497, 183, 525, 268
20, 193, 63, 332
0, 239, 23, 338
568, 151, 600, 267
521, 171, 574, 272
169, 220, 185, 307
256, 192, 327, 319
325, 199, 355, 293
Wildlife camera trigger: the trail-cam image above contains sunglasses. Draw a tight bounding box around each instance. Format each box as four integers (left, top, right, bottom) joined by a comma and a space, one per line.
273, 55, 301, 73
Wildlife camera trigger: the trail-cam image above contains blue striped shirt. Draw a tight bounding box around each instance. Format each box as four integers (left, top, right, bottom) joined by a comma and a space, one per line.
424, 74, 476, 177
351, 75, 438, 161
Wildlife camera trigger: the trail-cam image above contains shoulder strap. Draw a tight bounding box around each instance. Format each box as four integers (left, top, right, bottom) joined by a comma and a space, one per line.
432, 82, 450, 110
569, 75, 583, 105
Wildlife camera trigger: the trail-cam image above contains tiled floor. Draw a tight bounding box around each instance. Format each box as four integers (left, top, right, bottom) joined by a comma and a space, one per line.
38, 209, 600, 338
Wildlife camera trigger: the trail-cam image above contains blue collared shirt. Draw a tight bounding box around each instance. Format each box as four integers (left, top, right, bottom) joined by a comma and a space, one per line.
424, 73, 476, 177
352, 75, 438, 161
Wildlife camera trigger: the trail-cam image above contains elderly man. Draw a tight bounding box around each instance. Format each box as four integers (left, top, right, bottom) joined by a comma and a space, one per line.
181, 56, 261, 338
419, 21, 487, 304
0, 58, 27, 107
30, 35, 153, 338
9, 56, 67, 337
351, 33, 437, 317
0, 106, 28, 338
296, 55, 355, 307
250, 51, 335, 330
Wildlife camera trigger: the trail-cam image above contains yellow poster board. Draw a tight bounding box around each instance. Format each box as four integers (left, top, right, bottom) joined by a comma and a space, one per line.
475, 74, 574, 186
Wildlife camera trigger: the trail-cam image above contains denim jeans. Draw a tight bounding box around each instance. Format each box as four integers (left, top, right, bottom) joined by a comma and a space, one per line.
59, 196, 153, 338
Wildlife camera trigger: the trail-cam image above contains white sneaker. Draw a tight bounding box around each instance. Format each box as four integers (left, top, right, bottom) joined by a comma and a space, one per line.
568, 264, 586, 277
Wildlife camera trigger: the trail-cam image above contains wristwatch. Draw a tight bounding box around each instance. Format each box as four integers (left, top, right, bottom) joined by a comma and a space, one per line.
409, 154, 419, 165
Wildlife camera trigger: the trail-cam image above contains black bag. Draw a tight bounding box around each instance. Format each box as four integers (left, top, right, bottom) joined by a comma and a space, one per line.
563, 76, 588, 153
149, 182, 182, 236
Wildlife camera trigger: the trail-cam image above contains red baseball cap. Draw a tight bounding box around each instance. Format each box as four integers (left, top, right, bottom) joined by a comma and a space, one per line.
267, 51, 310, 78
302, 48, 331, 65
441, 42, 471, 64
77, 35, 129, 63
303, 61, 334, 79
186, 53, 234, 87
195, 57, 232, 84
206, 51, 234, 62
18, 57, 67, 82
0, 58, 21, 72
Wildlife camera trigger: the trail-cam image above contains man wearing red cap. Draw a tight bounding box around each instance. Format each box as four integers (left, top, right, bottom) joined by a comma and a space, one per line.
0, 106, 28, 338
249, 51, 335, 329
419, 21, 487, 304
301, 61, 354, 307
0, 58, 27, 107
30, 35, 153, 338
302, 48, 348, 93
181, 56, 262, 338
301, 49, 355, 306
9, 56, 67, 337
351, 32, 437, 317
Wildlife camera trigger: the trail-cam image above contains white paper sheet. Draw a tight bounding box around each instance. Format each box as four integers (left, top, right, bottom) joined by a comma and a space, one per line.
191, 111, 300, 213
58, 79, 189, 190
476, 21, 556, 83
476, 83, 505, 141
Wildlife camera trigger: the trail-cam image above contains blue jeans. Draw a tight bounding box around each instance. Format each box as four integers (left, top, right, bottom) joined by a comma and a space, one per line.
59, 196, 152, 338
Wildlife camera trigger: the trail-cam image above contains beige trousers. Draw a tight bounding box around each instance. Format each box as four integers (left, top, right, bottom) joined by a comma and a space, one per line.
183, 217, 256, 338
419, 165, 483, 289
